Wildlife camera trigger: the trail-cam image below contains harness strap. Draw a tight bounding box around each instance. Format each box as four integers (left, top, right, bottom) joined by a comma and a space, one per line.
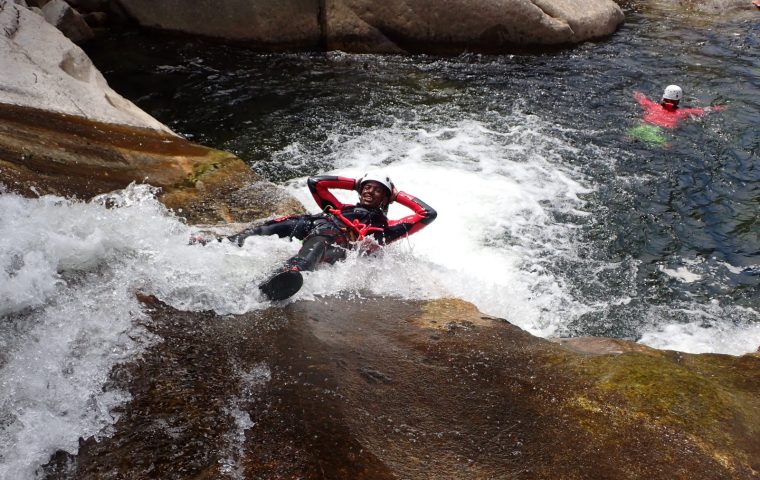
326, 207, 384, 241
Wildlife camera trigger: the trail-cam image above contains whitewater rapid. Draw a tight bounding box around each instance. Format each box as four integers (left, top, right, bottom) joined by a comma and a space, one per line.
2, 110, 759, 478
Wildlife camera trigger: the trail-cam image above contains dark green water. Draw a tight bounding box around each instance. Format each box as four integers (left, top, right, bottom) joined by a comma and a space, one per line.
84, 6, 760, 353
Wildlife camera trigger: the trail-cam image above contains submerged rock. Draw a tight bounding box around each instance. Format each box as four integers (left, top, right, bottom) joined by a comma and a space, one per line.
40, 296, 760, 479
116, 0, 624, 53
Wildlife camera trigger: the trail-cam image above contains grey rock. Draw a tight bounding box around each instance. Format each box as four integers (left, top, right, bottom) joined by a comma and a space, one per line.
41, 0, 94, 42
82, 10, 107, 27
117, 0, 322, 49
115, 0, 624, 53
0, 1, 171, 131
326, 0, 625, 53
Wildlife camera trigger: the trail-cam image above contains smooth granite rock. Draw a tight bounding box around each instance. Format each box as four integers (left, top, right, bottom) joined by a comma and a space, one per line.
39, 296, 760, 479
114, 0, 625, 53
0, 1, 164, 129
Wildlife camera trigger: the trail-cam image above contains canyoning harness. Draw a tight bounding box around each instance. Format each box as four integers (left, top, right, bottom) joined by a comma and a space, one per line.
325, 206, 385, 242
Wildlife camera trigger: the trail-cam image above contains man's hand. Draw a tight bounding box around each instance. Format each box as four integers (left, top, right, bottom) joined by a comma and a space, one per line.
390, 185, 399, 203
189, 234, 210, 245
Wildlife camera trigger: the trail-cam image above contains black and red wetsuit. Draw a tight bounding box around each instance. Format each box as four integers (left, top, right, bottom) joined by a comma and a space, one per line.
230, 175, 436, 272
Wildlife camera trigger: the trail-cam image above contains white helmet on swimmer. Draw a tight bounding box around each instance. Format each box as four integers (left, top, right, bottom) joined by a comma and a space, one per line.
662, 85, 683, 103
359, 172, 393, 196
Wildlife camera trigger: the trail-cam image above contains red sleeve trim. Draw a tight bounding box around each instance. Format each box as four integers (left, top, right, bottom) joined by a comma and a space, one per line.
307, 176, 357, 210
389, 192, 428, 226
385, 191, 437, 243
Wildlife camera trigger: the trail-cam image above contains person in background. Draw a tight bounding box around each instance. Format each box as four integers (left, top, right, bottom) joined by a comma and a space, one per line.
629, 85, 723, 146
634, 85, 722, 129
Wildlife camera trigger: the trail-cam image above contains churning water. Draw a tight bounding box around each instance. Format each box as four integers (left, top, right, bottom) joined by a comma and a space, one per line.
2, 4, 760, 478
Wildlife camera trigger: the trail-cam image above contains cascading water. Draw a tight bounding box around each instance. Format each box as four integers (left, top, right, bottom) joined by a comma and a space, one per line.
2, 5, 760, 478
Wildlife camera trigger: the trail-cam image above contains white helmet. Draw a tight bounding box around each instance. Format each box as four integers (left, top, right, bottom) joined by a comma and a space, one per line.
359, 172, 393, 196
662, 85, 683, 102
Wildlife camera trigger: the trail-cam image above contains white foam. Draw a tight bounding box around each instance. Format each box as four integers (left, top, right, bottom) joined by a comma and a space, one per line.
285, 114, 592, 337
659, 265, 703, 283
0, 185, 280, 478
639, 304, 760, 355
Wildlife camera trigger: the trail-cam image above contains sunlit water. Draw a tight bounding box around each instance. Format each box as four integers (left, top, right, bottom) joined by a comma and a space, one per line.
2, 4, 760, 478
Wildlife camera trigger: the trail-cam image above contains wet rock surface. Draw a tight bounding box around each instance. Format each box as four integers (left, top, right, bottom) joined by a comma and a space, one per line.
1, 1, 303, 224
40, 297, 760, 479
0, 103, 302, 224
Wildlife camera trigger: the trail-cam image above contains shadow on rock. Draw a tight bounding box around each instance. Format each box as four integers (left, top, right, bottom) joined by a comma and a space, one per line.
41, 296, 760, 479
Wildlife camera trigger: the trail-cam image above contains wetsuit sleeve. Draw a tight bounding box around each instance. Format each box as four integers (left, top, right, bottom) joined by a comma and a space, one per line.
307, 176, 357, 211
633, 91, 656, 109
383, 191, 437, 244
679, 107, 708, 118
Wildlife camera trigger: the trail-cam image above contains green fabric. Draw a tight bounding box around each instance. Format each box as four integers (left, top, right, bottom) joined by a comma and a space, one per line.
628, 124, 667, 146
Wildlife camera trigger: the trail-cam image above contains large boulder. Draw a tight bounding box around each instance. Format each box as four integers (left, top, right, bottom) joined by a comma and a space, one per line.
0, 1, 165, 130
40, 0, 94, 43
0, 1, 302, 223
326, 0, 626, 53
114, 0, 624, 53
116, 0, 323, 50
40, 296, 760, 479
621, 0, 752, 14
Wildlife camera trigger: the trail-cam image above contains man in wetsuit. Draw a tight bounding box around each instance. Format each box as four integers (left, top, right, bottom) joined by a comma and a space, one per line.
229, 173, 437, 299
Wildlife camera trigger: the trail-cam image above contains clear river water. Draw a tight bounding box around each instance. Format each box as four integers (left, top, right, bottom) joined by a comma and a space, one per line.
1, 4, 759, 478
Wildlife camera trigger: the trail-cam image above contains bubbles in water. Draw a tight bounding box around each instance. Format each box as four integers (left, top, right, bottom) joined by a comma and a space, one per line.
0, 185, 281, 478
278, 107, 760, 352
282, 110, 593, 338
639, 303, 760, 355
